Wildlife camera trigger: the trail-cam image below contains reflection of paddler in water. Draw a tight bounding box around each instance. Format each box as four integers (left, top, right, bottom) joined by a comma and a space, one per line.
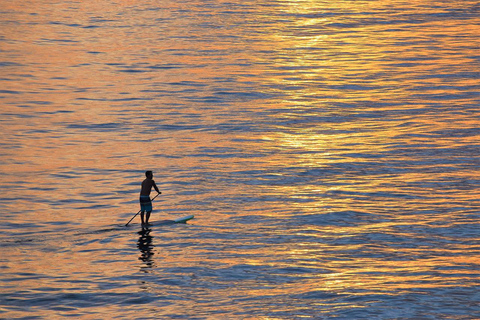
139, 170, 161, 226
137, 227, 154, 268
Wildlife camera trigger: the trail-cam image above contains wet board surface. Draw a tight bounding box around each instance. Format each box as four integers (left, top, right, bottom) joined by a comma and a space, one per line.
151, 215, 194, 226
174, 215, 194, 223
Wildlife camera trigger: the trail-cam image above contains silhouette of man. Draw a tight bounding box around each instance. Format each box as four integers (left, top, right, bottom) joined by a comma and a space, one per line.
139, 171, 161, 226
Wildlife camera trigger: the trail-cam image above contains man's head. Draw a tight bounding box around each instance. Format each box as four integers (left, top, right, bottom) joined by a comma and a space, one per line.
145, 170, 153, 179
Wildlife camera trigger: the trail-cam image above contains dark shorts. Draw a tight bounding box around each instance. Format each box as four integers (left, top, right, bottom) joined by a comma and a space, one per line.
139, 195, 152, 212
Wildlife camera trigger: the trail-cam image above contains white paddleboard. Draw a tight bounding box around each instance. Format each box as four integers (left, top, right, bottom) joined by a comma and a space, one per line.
173, 215, 194, 223
147, 215, 194, 226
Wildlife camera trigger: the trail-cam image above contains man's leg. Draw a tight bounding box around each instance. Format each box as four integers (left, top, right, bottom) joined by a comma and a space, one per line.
140, 211, 145, 225
145, 211, 151, 225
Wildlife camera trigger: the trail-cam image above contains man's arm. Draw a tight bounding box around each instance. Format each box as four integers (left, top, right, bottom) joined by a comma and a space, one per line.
153, 181, 161, 194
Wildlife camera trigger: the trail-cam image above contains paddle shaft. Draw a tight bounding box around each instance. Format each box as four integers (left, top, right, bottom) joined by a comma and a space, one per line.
125, 193, 160, 227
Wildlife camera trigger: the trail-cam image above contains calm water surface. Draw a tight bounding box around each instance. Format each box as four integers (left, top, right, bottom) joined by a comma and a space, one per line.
1, 0, 479, 319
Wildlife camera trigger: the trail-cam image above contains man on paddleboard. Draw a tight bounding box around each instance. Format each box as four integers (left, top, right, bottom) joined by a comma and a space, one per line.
140, 171, 161, 226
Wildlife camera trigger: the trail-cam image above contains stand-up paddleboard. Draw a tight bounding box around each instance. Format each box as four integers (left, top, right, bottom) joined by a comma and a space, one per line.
149, 215, 194, 226
173, 214, 194, 223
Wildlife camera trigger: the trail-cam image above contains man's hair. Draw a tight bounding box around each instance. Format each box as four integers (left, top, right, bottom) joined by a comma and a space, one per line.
145, 170, 153, 177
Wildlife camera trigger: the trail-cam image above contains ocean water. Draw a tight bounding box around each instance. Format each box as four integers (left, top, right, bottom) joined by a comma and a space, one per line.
0, 0, 479, 319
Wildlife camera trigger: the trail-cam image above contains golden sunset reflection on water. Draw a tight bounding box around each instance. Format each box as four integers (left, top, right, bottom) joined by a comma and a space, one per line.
1, 0, 479, 318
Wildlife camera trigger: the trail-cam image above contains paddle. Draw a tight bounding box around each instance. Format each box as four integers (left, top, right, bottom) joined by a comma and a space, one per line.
125, 193, 161, 227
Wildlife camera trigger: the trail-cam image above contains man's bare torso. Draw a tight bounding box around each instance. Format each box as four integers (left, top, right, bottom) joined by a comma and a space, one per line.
140, 178, 157, 196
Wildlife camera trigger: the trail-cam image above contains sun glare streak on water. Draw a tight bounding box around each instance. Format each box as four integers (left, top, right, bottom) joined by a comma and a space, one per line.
0, 0, 479, 319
